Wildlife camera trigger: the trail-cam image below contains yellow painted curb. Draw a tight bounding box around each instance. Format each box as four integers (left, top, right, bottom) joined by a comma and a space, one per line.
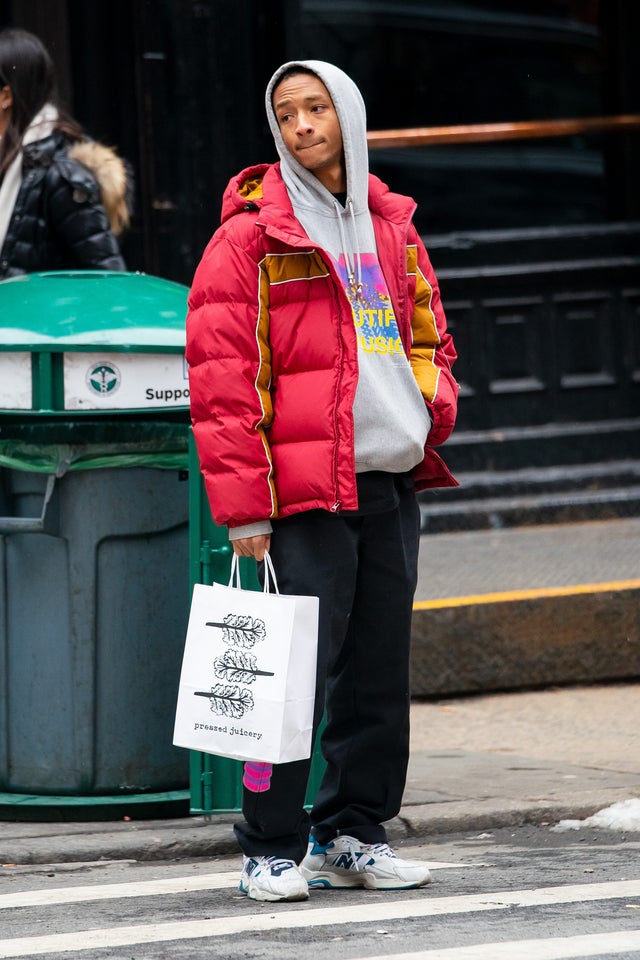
413, 579, 640, 610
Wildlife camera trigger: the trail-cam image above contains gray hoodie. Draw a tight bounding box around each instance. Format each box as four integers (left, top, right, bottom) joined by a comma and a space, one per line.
265, 60, 431, 477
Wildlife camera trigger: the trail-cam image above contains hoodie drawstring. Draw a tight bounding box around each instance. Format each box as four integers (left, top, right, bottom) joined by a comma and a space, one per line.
335, 197, 363, 303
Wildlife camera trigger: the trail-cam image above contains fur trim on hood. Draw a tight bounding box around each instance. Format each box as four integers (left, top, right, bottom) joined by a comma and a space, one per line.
68, 141, 131, 236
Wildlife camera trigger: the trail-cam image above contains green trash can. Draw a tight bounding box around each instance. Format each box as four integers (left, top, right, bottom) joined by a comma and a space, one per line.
187, 438, 327, 815
0, 271, 191, 814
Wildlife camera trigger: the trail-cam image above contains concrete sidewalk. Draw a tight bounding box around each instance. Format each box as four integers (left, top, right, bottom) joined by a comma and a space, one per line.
1, 682, 638, 866
414, 516, 640, 602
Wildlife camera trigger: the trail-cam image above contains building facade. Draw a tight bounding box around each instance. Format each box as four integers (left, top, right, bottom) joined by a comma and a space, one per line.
2, 0, 638, 477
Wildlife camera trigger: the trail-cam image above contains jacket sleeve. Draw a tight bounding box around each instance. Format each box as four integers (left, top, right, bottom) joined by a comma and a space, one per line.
186, 227, 277, 529
45, 159, 126, 270
408, 227, 458, 447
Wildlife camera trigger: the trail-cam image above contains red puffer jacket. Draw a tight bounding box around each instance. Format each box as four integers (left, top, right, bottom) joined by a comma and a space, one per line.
186, 162, 458, 530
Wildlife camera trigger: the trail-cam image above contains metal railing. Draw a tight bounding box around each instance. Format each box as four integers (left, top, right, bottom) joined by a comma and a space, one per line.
367, 114, 640, 149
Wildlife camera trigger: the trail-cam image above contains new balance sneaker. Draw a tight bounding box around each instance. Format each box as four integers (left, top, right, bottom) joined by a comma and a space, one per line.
239, 856, 309, 902
300, 835, 432, 890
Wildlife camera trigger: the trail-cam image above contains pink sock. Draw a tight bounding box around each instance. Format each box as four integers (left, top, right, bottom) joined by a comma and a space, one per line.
243, 761, 272, 792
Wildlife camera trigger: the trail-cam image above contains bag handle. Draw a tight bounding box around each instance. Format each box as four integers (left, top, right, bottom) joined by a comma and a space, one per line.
228, 553, 242, 589
227, 550, 280, 595
262, 551, 280, 595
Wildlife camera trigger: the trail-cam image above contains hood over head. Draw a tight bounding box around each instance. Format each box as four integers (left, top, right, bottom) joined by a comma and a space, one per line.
265, 60, 369, 217
265, 60, 375, 299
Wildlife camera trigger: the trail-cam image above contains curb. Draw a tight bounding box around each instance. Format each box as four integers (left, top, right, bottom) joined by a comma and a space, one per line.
2, 790, 634, 866
410, 584, 640, 697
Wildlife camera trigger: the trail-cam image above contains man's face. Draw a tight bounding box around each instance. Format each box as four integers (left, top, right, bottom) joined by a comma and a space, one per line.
272, 72, 345, 192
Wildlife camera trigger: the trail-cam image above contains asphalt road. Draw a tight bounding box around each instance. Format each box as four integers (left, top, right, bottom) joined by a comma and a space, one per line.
1, 825, 639, 959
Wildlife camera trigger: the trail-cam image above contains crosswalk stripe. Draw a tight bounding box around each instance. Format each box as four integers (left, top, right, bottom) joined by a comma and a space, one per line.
0, 862, 465, 910
0, 871, 239, 909
358, 929, 640, 960
0, 879, 638, 958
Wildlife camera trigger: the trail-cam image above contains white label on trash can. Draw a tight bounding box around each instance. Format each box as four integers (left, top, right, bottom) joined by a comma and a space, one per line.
0, 353, 32, 409
63, 352, 190, 410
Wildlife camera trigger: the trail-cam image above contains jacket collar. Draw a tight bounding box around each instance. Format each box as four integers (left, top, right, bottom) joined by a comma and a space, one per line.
22, 131, 64, 169
257, 164, 315, 247
223, 162, 417, 244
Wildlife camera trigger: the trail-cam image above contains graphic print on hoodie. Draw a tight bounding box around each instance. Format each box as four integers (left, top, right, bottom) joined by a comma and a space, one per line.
334, 252, 404, 360
266, 60, 431, 475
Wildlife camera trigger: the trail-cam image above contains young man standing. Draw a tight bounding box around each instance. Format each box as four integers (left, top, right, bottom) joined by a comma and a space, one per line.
186, 60, 458, 902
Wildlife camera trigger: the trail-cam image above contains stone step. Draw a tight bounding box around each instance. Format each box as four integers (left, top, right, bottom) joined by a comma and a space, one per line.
428, 460, 640, 500
419, 482, 640, 533
418, 460, 640, 532
441, 418, 640, 473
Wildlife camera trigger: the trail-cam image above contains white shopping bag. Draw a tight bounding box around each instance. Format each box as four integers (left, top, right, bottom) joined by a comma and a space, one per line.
173, 553, 319, 764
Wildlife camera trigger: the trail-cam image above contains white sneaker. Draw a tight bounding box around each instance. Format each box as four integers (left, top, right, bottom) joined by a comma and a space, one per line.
300, 835, 432, 890
239, 856, 309, 902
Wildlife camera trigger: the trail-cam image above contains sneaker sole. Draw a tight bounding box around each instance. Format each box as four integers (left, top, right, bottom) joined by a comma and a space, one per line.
239, 880, 309, 902
303, 870, 431, 891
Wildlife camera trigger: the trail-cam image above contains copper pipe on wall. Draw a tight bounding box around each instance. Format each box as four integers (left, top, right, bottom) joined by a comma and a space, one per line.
367, 114, 640, 149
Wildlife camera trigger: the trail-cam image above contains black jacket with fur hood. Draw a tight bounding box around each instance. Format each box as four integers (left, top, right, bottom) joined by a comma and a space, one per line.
0, 130, 130, 279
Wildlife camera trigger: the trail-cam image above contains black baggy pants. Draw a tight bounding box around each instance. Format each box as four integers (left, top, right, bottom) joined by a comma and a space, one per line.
233, 482, 421, 864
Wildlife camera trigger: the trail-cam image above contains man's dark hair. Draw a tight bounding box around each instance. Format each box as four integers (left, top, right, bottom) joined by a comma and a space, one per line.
271, 65, 318, 107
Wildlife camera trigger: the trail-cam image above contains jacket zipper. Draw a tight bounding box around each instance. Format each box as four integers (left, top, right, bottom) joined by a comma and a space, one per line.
331, 281, 347, 513
264, 226, 353, 514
